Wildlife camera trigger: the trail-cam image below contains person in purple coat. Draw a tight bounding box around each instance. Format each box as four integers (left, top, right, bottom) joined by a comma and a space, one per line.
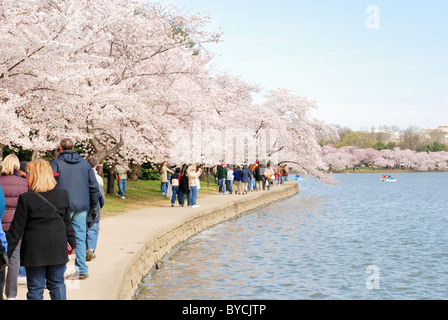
0, 154, 28, 300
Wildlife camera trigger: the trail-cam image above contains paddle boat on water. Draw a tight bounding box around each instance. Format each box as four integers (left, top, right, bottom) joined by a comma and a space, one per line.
294, 174, 305, 181
380, 175, 396, 182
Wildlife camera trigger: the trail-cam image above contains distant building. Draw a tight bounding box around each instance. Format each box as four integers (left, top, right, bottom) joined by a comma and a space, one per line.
421, 125, 448, 144
360, 125, 447, 146
367, 129, 400, 143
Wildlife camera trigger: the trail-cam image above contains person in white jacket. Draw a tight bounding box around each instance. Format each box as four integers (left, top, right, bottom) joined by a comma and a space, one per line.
115, 162, 131, 199
187, 165, 202, 207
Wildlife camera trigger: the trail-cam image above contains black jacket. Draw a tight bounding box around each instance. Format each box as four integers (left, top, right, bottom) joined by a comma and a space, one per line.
255, 166, 266, 181
179, 173, 190, 194
6, 187, 76, 267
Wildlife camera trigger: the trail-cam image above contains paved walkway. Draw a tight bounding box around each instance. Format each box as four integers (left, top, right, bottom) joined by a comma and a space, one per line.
14, 182, 298, 300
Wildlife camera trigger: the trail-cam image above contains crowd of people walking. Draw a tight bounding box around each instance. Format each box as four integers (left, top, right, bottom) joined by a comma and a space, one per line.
216, 162, 289, 195
163, 161, 289, 208
0, 139, 104, 300
0, 139, 291, 300
162, 164, 203, 208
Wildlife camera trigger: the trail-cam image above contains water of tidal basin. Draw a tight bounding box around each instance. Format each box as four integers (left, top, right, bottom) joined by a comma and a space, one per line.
135, 172, 448, 300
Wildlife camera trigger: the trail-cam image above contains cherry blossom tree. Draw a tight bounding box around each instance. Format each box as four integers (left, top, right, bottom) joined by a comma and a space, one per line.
2, 0, 364, 185
1, 0, 222, 166
321, 145, 448, 172
0, 89, 33, 154
247, 89, 338, 183
320, 145, 356, 170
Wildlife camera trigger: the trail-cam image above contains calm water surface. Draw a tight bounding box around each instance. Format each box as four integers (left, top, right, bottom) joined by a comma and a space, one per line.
135, 172, 448, 300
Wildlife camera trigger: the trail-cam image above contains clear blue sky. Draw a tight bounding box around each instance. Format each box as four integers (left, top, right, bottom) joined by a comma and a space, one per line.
161, 0, 448, 130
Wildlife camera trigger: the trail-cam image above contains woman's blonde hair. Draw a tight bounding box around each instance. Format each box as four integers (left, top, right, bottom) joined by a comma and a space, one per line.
26, 159, 57, 193
0, 154, 20, 175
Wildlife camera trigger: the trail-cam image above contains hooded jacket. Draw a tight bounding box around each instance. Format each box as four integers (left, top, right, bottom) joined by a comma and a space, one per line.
240, 165, 251, 183
51, 151, 101, 212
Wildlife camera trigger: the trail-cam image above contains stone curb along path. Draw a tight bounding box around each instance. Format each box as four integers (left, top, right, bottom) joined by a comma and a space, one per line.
16, 181, 299, 300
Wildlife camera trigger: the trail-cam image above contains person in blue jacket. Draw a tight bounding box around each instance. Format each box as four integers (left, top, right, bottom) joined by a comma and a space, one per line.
0, 186, 8, 283
50, 138, 102, 280
240, 165, 251, 195
233, 166, 242, 195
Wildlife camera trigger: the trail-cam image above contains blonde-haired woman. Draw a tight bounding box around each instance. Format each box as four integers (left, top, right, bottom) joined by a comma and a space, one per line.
6, 159, 76, 300
187, 165, 202, 208
0, 154, 28, 300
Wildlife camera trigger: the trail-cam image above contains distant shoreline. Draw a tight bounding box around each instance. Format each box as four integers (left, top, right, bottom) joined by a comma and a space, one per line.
289, 170, 448, 177
329, 169, 448, 174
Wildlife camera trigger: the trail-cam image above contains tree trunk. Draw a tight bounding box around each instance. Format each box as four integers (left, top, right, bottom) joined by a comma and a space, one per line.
107, 162, 116, 195
129, 163, 140, 181
88, 126, 124, 164
53, 148, 60, 160
206, 167, 210, 187
31, 150, 40, 160
97, 161, 104, 178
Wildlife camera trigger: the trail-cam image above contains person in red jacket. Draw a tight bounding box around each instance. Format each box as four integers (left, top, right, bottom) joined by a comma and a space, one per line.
0, 154, 28, 300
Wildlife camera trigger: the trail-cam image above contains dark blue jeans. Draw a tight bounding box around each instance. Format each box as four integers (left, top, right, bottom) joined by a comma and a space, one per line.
161, 182, 168, 193
86, 220, 100, 251
117, 179, 127, 197
226, 180, 233, 194
70, 211, 88, 275
25, 264, 67, 300
171, 186, 179, 205
178, 192, 185, 206
190, 186, 198, 205
218, 178, 226, 194
187, 189, 192, 206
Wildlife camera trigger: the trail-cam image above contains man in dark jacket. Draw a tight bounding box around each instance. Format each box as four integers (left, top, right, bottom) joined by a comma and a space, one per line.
255, 163, 267, 191
215, 164, 227, 195
50, 138, 101, 280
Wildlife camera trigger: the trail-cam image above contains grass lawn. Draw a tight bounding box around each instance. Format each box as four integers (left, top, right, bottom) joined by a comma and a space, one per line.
101, 178, 218, 218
